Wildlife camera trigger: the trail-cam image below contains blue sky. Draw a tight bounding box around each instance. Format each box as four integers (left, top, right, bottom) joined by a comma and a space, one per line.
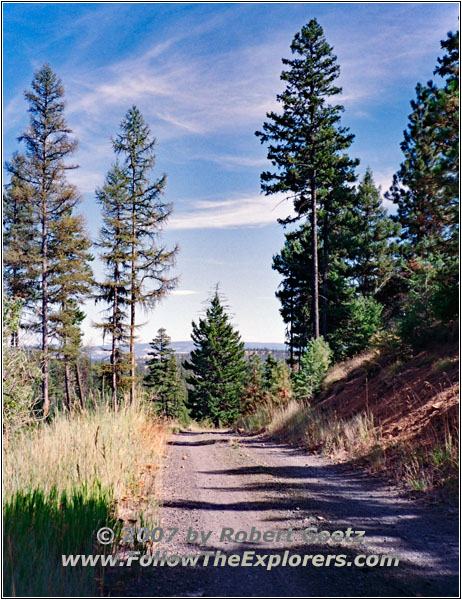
3, 2, 459, 346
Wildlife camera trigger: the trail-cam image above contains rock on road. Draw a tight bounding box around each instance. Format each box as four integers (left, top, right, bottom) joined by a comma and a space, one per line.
128, 430, 458, 597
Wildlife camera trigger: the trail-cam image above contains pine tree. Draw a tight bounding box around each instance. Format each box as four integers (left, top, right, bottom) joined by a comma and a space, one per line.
428, 29, 459, 241
272, 224, 313, 366
94, 163, 132, 411
144, 328, 185, 419
386, 31, 459, 330
319, 177, 358, 336
343, 169, 400, 296
386, 83, 441, 255
256, 19, 357, 338
48, 213, 93, 410
387, 30, 458, 259
5, 64, 79, 415
273, 215, 354, 366
184, 292, 247, 426
3, 155, 39, 345
421, 31, 459, 324
112, 106, 178, 404
293, 336, 331, 400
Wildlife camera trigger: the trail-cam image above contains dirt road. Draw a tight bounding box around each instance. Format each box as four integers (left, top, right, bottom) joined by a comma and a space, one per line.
128, 430, 458, 597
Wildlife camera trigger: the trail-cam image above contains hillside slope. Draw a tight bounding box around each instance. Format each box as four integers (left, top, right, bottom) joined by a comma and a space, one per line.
268, 342, 459, 498
319, 343, 458, 453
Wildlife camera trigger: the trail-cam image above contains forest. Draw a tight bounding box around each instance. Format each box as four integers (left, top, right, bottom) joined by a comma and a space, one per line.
3, 17, 459, 598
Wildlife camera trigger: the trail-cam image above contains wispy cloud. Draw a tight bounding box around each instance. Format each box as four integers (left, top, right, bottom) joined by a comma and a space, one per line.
335, 9, 458, 106
61, 34, 283, 142
171, 289, 200, 296
192, 152, 268, 169
3, 91, 27, 133
169, 193, 295, 230
67, 169, 105, 195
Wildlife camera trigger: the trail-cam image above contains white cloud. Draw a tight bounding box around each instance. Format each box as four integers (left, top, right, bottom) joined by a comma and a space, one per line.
3, 92, 27, 133
193, 153, 268, 169
67, 169, 104, 195
371, 168, 398, 213
170, 290, 200, 296
169, 193, 295, 230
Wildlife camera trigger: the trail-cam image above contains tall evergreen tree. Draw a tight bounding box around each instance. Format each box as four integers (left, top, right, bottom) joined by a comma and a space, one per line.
318, 178, 359, 336
3, 155, 39, 345
342, 169, 400, 296
387, 30, 458, 259
185, 292, 247, 426
386, 83, 441, 255
273, 225, 313, 366
144, 328, 185, 419
427, 29, 459, 242
273, 205, 355, 365
386, 31, 459, 332
48, 213, 93, 410
256, 19, 357, 338
94, 163, 132, 411
5, 64, 79, 414
112, 106, 178, 404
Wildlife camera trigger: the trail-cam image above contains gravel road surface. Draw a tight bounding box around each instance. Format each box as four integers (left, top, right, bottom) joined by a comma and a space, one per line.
125, 430, 458, 597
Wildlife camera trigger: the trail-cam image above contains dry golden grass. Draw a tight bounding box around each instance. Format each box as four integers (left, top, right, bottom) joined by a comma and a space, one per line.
267, 400, 381, 461
3, 400, 170, 597
3, 403, 169, 508
324, 349, 379, 388
259, 371, 457, 497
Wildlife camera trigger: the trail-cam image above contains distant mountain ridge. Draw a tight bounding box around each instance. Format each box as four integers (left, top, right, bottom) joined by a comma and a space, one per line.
87, 341, 286, 359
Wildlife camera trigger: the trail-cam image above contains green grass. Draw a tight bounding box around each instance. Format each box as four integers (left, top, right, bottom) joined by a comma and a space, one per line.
3, 485, 119, 597
401, 433, 459, 495
3, 403, 168, 597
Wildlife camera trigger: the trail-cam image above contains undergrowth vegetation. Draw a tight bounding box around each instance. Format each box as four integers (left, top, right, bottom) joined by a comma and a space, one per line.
3, 402, 168, 597
237, 343, 458, 500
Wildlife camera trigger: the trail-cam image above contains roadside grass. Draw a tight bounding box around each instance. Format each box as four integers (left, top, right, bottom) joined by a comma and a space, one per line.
266, 400, 382, 460
397, 422, 459, 495
239, 394, 458, 498
235, 400, 274, 432
3, 401, 168, 597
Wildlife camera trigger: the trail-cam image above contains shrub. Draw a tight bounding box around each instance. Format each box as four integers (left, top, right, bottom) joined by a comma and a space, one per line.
3, 296, 42, 434
329, 295, 383, 360
293, 336, 331, 400
263, 354, 293, 404
398, 256, 458, 349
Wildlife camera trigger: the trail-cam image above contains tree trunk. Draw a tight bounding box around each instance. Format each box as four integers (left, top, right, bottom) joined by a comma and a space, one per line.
11, 330, 18, 348
64, 362, 72, 411
75, 361, 85, 411
321, 209, 329, 338
130, 277, 136, 405
111, 279, 118, 413
289, 298, 294, 369
310, 178, 320, 339
129, 168, 136, 405
41, 197, 50, 416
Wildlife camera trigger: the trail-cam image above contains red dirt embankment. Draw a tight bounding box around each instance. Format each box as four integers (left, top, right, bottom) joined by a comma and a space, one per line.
318, 343, 459, 453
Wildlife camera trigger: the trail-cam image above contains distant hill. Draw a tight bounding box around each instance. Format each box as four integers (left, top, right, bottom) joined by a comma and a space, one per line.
86, 341, 286, 360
